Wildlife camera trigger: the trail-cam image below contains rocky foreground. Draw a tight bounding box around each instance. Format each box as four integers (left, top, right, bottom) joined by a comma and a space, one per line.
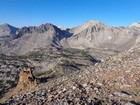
0, 45, 139, 105
0, 20, 140, 105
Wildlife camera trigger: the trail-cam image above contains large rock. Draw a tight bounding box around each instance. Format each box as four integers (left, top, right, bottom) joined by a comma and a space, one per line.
12, 68, 36, 96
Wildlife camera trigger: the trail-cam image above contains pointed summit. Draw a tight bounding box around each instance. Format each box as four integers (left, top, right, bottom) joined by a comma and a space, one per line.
130, 22, 140, 28
70, 20, 106, 35
86, 20, 101, 24
0, 23, 16, 29
83, 20, 105, 27
2, 23, 9, 26
0, 23, 12, 28
0, 23, 18, 36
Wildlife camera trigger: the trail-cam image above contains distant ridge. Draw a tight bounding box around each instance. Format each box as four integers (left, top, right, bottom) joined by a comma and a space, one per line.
0, 20, 139, 58
130, 22, 140, 28
0, 23, 18, 37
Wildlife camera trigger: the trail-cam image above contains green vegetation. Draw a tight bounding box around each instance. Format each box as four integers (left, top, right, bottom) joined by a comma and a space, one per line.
60, 60, 72, 66
0, 54, 27, 61
78, 49, 87, 56
36, 69, 54, 78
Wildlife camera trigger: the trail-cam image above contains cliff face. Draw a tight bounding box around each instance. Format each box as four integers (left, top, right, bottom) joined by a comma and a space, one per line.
12, 68, 36, 96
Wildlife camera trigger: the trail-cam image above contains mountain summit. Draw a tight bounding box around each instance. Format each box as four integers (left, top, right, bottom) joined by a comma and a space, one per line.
69, 20, 106, 35
0, 20, 140, 104
61, 21, 139, 59
0, 20, 140, 57
0, 23, 18, 37
130, 22, 140, 28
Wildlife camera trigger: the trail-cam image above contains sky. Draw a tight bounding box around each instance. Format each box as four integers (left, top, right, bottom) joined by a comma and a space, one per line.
0, 0, 140, 28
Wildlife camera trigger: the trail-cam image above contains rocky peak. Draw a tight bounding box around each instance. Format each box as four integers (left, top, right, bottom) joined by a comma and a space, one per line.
81, 20, 106, 28
0, 23, 14, 27
0, 23, 18, 36
59, 26, 68, 30
1, 23, 9, 27
70, 20, 106, 35
17, 23, 60, 36
85, 20, 103, 25
130, 22, 140, 28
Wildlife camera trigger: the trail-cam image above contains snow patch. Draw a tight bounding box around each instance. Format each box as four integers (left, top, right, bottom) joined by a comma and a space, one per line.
108, 36, 112, 39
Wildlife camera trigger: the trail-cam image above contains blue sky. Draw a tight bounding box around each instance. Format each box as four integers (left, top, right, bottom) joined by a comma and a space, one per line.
0, 0, 140, 28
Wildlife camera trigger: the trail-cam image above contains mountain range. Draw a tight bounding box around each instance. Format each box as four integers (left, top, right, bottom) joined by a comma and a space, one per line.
0, 20, 140, 59
0, 20, 140, 104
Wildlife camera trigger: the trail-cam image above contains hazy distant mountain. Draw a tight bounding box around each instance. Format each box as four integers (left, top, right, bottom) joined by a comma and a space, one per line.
0, 23, 18, 37
0, 20, 140, 57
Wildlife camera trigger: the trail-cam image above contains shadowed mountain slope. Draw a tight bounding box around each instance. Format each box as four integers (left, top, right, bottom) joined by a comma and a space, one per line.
0, 20, 140, 59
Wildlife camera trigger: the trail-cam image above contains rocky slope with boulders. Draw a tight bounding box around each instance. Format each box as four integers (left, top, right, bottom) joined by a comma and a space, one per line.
2, 45, 140, 105
0, 20, 139, 104
0, 47, 98, 103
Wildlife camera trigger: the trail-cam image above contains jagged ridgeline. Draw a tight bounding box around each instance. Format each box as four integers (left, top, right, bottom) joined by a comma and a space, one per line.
0, 20, 140, 104
0, 20, 139, 58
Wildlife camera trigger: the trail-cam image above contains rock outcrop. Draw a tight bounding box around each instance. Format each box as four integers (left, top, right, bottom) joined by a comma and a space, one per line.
3, 45, 140, 105
12, 68, 36, 97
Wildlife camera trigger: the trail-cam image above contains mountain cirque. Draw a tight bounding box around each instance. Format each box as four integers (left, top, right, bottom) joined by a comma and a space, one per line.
0, 20, 140, 104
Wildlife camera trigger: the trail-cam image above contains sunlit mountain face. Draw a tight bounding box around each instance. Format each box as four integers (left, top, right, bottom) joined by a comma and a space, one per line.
0, 21, 140, 104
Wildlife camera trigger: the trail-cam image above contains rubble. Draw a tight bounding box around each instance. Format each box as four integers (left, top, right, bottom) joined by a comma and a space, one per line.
1, 46, 140, 105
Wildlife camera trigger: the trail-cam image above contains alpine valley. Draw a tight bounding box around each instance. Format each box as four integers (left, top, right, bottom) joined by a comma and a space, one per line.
0, 20, 140, 105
